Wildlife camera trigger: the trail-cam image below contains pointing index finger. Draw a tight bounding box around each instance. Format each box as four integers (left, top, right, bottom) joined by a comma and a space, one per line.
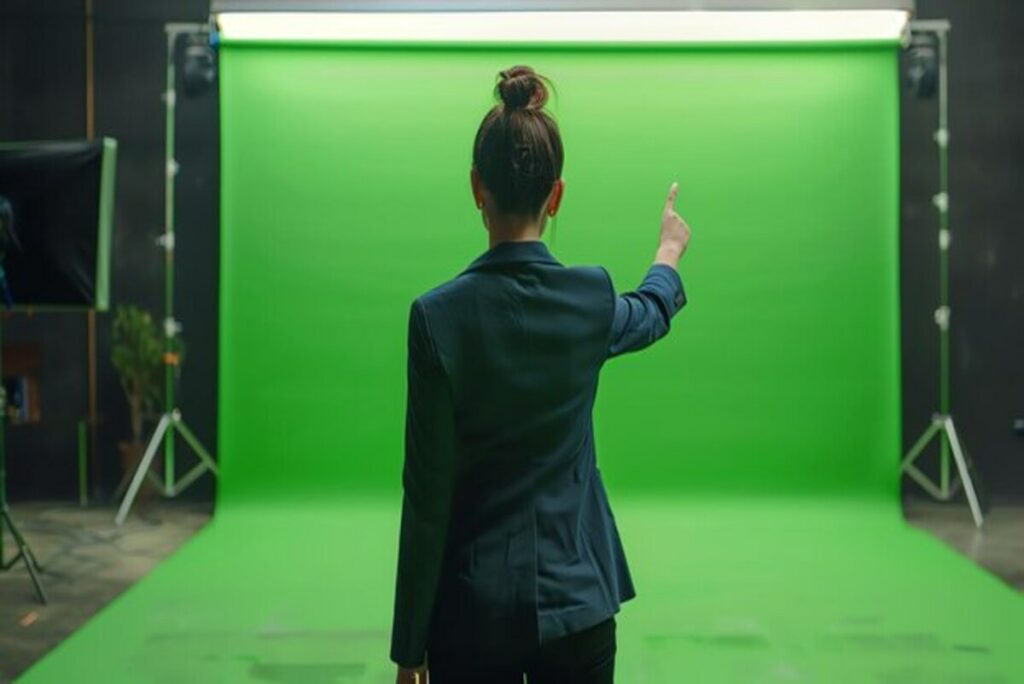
665, 182, 679, 212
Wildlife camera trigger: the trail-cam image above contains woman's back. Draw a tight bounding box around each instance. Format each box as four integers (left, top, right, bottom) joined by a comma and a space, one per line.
416, 239, 624, 661
427, 243, 612, 531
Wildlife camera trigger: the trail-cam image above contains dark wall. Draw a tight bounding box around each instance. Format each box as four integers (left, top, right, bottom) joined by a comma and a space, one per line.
901, 1, 1024, 502
0, 0, 90, 500
0, 0, 218, 502
1, 2, 1021, 503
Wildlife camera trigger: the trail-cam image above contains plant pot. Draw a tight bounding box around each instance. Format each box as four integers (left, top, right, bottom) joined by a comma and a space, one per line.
114, 440, 159, 505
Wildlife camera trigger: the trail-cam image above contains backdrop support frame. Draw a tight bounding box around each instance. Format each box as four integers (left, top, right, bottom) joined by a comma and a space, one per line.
900, 20, 983, 529
116, 23, 218, 526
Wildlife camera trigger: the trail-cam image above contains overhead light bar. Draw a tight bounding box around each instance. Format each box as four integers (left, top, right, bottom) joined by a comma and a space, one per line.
217, 10, 911, 44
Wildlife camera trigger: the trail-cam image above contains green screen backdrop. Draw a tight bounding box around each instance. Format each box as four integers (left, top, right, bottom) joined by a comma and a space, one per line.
19, 39, 1024, 684
218, 45, 900, 505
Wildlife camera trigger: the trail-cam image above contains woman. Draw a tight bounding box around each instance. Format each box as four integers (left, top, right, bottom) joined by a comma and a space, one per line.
391, 65, 690, 683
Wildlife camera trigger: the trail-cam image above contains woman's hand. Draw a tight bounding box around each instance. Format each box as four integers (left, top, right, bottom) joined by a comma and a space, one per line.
655, 181, 691, 269
396, 665, 428, 684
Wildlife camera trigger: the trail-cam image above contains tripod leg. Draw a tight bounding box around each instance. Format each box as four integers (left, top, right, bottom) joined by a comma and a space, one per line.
1, 510, 47, 604
904, 464, 947, 500
942, 418, 984, 528
0, 509, 42, 571
18, 528, 44, 573
901, 419, 943, 469
174, 419, 218, 475
168, 463, 208, 497
901, 419, 948, 500
0, 511, 17, 571
116, 414, 171, 526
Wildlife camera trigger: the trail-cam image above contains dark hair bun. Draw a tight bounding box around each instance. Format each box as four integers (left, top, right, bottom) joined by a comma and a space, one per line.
497, 65, 549, 112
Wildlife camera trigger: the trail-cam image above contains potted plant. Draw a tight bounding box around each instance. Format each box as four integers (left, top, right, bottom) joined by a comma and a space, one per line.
110, 305, 164, 500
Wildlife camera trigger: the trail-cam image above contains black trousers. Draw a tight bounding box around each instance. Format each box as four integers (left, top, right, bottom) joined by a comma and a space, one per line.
428, 617, 616, 683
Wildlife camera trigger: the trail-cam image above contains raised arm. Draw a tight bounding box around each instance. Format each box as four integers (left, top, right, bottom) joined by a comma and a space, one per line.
607, 182, 692, 358
390, 299, 457, 674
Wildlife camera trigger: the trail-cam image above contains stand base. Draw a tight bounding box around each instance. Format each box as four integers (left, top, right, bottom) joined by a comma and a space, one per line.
902, 414, 984, 528
115, 409, 218, 526
1, 504, 47, 604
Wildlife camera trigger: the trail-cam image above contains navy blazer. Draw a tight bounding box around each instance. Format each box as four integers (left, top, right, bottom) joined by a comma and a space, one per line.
390, 240, 685, 668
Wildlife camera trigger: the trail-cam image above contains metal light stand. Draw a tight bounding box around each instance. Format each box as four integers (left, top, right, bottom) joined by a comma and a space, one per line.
900, 20, 983, 529
0, 319, 47, 603
116, 23, 218, 526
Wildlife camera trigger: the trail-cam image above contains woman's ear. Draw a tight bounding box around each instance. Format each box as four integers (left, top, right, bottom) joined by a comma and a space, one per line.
547, 178, 565, 217
470, 167, 484, 209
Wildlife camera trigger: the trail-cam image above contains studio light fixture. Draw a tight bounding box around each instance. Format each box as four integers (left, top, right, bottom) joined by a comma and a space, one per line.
216, 9, 911, 45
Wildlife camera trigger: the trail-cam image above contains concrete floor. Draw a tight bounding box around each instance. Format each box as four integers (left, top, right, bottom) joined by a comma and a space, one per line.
0, 498, 1020, 683
903, 498, 1024, 591
1, 500, 212, 683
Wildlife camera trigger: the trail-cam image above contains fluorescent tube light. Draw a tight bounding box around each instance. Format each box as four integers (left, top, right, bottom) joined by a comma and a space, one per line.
217, 10, 910, 44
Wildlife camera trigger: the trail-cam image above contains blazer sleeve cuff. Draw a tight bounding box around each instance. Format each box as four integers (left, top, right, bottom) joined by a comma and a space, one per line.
646, 263, 687, 316
390, 636, 427, 670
